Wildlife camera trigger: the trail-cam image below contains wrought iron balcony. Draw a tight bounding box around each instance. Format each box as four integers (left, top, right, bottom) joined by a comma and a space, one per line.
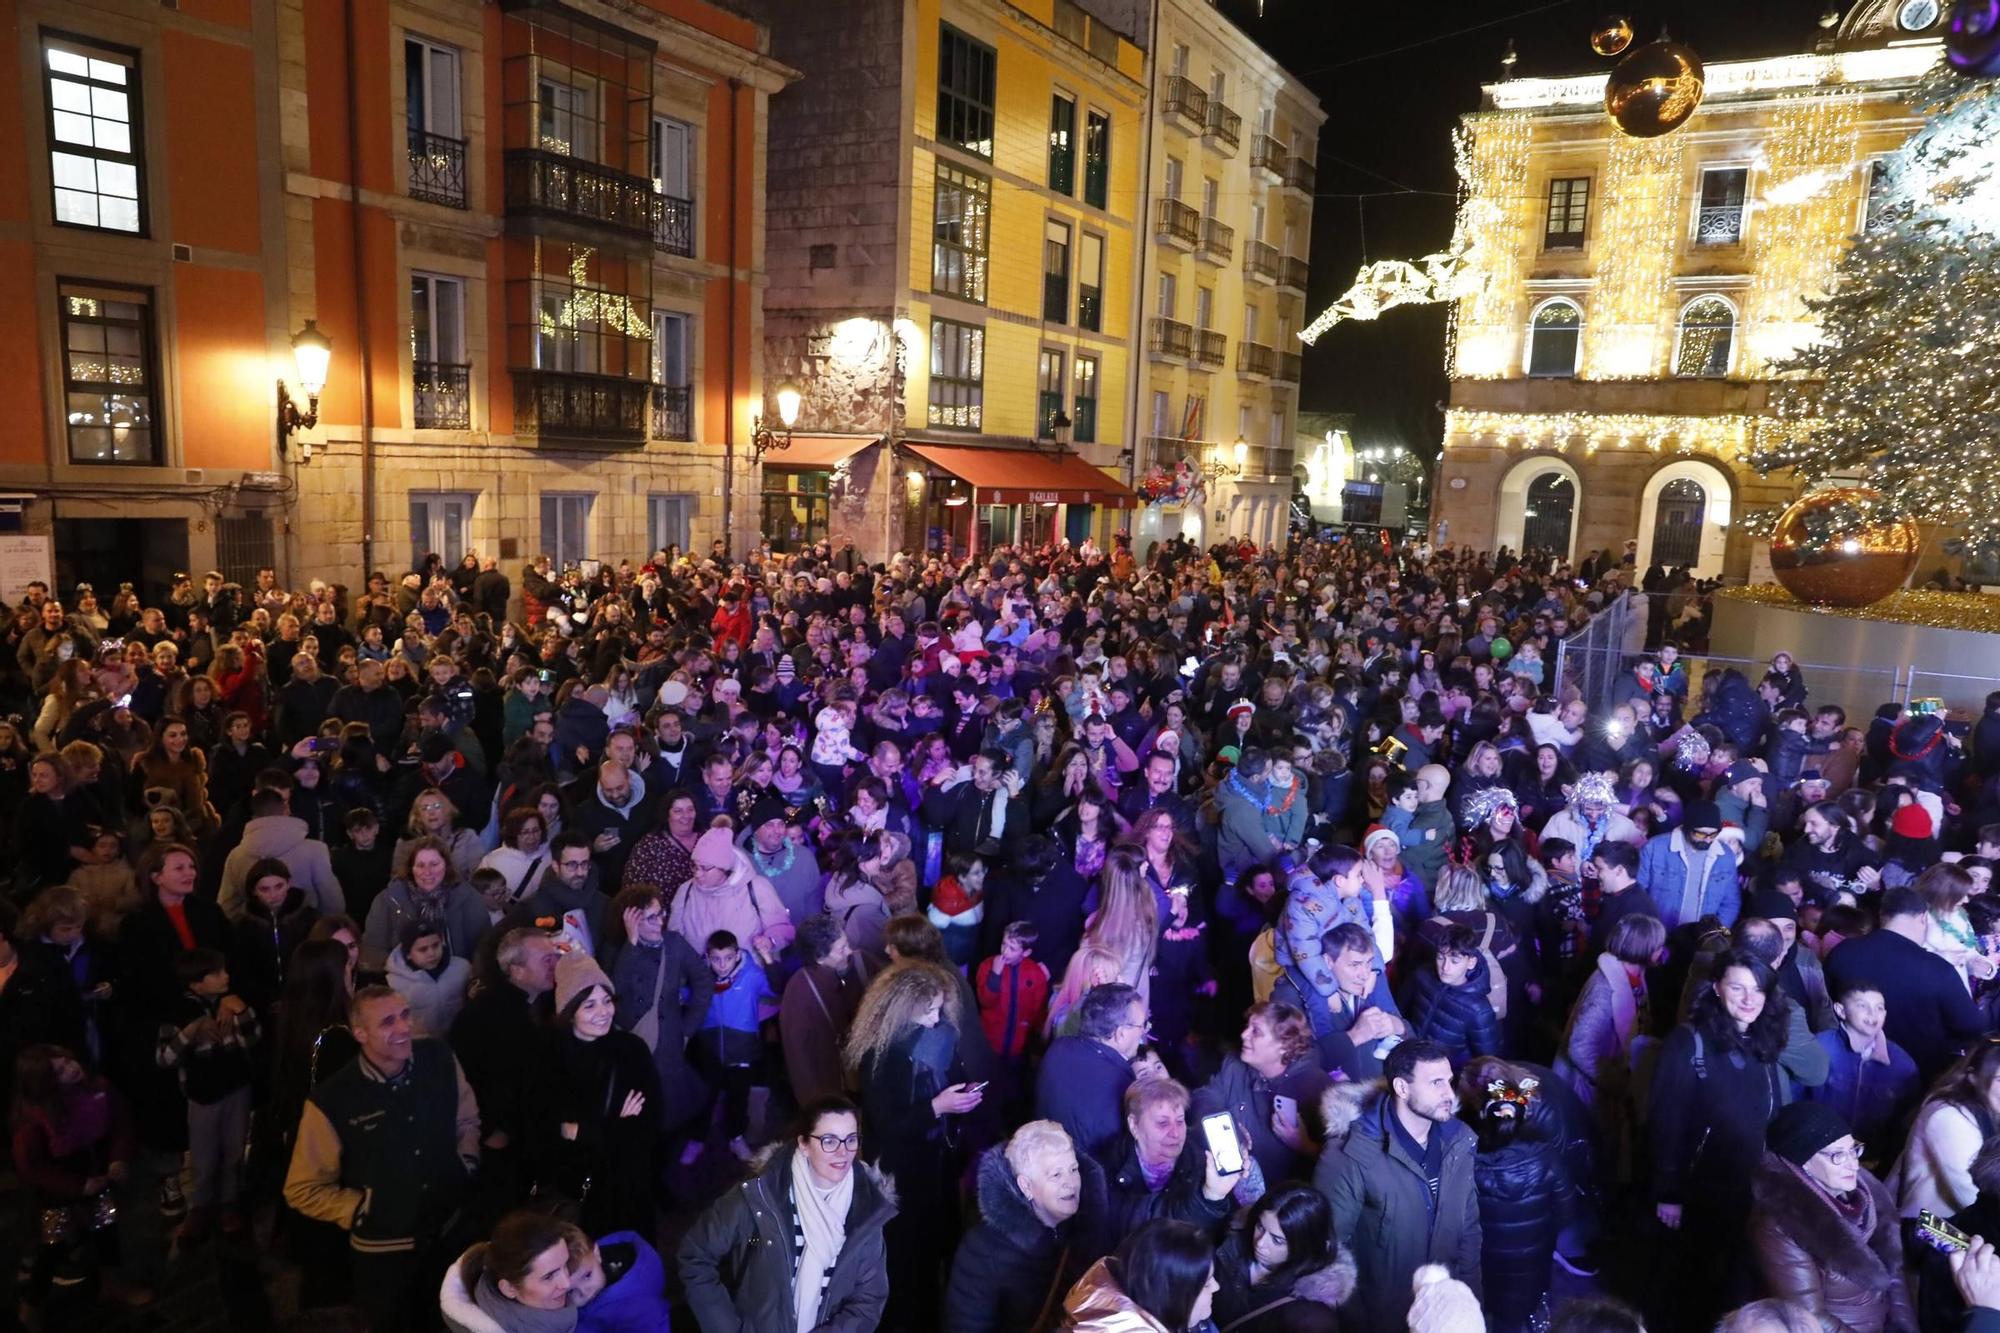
1203, 102, 1241, 153
1197, 217, 1234, 265
651, 384, 691, 441
1275, 352, 1302, 385
1243, 240, 1280, 284
503, 148, 659, 243
409, 131, 468, 209
412, 361, 471, 429
1141, 435, 1194, 473
1237, 341, 1275, 379
654, 192, 694, 257
1696, 205, 1744, 245
1155, 197, 1199, 249
1283, 155, 1316, 194
1194, 329, 1227, 368
1147, 317, 1193, 361
1280, 255, 1309, 292
1239, 442, 1293, 479
513, 370, 651, 445
1162, 75, 1207, 131
1252, 135, 1286, 179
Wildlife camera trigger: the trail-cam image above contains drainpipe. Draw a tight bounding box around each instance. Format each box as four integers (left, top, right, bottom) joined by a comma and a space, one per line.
344, 0, 377, 579
722, 79, 741, 557
1124, 0, 1161, 505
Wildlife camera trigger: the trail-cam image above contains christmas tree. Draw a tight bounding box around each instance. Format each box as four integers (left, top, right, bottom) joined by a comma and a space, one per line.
1748, 64, 2000, 546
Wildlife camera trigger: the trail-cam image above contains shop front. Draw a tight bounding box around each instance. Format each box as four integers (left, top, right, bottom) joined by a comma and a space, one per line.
904, 441, 1136, 558
755, 433, 881, 553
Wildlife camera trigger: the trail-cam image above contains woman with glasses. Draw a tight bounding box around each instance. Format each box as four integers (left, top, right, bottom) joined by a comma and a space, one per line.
599, 884, 714, 1140
1747, 1102, 1913, 1333
677, 1095, 895, 1333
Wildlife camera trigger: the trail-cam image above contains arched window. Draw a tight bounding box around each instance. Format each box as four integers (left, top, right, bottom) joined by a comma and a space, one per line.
1674, 296, 1736, 378
1526, 299, 1583, 377
1522, 472, 1575, 558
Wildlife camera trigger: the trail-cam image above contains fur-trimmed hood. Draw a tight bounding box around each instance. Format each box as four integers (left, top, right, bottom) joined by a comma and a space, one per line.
1287, 1251, 1360, 1309
970, 1138, 1108, 1251
744, 1138, 899, 1213
1213, 1225, 1359, 1323
1749, 1150, 1900, 1288
1320, 1078, 1383, 1144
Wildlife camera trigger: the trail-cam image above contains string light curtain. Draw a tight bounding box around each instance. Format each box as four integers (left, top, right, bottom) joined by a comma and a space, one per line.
1741, 89, 1862, 373
1444, 110, 1533, 377
1579, 133, 1686, 379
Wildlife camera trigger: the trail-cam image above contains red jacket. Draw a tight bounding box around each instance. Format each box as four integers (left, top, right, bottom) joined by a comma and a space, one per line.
710, 600, 752, 652
975, 955, 1050, 1060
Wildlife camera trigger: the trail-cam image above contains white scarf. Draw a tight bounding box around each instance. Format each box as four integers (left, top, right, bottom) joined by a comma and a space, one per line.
791, 1149, 853, 1333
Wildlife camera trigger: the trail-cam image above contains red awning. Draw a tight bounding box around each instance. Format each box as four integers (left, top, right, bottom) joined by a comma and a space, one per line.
903, 442, 1137, 508
761, 434, 881, 469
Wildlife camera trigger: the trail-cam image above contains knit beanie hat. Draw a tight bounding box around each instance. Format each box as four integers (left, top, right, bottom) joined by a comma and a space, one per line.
554, 952, 614, 1014
1890, 803, 1934, 840
1406, 1264, 1484, 1333
1745, 888, 1798, 924
1682, 801, 1723, 833
693, 826, 738, 871
1767, 1100, 1851, 1166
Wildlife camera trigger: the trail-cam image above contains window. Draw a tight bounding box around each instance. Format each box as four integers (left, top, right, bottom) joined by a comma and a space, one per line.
1544, 177, 1588, 249
410, 273, 468, 429
1157, 271, 1177, 321
1863, 158, 1894, 233
1250, 200, 1266, 244
1037, 350, 1066, 438
534, 282, 599, 374
1268, 407, 1286, 452
1163, 156, 1183, 200
1674, 296, 1735, 378
411, 492, 477, 567
647, 494, 693, 556
537, 76, 596, 159
1083, 110, 1109, 209
45, 34, 144, 234
1201, 177, 1218, 218
1171, 43, 1188, 76
1150, 390, 1170, 437
1078, 232, 1104, 332
1043, 220, 1071, 324
59, 282, 158, 464
1696, 167, 1748, 245
1237, 404, 1253, 444
1048, 93, 1075, 194
1526, 298, 1583, 377
928, 318, 983, 430
937, 25, 996, 158
540, 493, 593, 570
1194, 286, 1213, 331
651, 116, 691, 199
651, 310, 691, 439
1073, 356, 1098, 443
1207, 68, 1226, 103
762, 471, 829, 552
406, 37, 465, 207
932, 163, 991, 303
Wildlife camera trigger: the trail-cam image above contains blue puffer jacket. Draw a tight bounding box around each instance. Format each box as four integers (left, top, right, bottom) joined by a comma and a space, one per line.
1696, 671, 1766, 752
1472, 1117, 1570, 1333
578, 1230, 671, 1333
1399, 957, 1501, 1067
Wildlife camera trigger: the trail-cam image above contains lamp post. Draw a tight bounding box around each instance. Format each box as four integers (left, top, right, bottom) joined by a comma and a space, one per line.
1045, 407, 1072, 451
277, 320, 332, 455
751, 380, 802, 460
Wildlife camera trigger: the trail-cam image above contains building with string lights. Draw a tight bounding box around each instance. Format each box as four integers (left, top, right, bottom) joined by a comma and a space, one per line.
1431, 0, 1947, 581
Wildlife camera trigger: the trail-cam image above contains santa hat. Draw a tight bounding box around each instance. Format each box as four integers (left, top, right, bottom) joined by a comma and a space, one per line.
1363, 825, 1401, 857
1226, 698, 1256, 723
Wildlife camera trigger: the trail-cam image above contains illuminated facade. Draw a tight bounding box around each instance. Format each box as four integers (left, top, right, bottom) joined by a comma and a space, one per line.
1433, 0, 1944, 579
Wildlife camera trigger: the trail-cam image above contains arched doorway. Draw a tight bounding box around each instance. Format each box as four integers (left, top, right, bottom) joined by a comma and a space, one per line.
1494, 456, 1583, 563
1636, 459, 1733, 578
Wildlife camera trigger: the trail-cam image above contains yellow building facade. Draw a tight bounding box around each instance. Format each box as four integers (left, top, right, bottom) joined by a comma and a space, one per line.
1432, 0, 1944, 579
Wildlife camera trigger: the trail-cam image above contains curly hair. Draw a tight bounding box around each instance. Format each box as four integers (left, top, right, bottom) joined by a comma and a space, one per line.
842, 960, 957, 1074
1687, 947, 1791, 1063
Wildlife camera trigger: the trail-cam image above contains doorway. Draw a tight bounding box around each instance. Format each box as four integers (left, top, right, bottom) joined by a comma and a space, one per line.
1650, 478, 1706, 570
55, 518, 190, 612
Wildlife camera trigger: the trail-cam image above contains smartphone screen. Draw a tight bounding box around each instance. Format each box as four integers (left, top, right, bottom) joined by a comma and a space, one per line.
1201, 1111, 1245, 1176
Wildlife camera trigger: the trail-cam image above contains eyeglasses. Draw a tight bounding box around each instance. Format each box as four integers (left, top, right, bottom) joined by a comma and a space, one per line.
811, 1133, 861, 1153
1819, 1142, 1865, 1166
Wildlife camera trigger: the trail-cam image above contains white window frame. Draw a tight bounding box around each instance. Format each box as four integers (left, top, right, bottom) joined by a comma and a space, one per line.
410, 491, 477, 567
1243, 303, 1260, 343
536, 70, 597, 161
1194, 286, 1213, 331
1691, 163, 1752, 246
410, 272, 466, 365
1163, 155, 1183, 201
1673, 294, 1738, 379
1150, 389, 1171, 436
405, 35, 462, 139
45, 35, 144, 236
651, 115, 691, 199
1157, 271, 1177, 321
647, 494, 693, 556
651, 310, 688, 387
540, 492, 594, 571
1524, 297, 1584, 378
1859, 155, 1894, 234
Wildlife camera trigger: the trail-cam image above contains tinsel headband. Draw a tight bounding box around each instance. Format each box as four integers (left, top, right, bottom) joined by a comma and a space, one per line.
1571, 772, 1617, 806
1462, 786, 1518, 828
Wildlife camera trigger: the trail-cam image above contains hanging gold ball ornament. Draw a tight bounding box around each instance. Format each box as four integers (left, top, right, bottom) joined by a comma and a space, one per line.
1768, 487, 1922, 609
1603, 39, 1706, 138
1590, 15, 1634, 56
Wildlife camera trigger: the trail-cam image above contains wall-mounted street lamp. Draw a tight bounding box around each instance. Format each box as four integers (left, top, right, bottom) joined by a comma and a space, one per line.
752, 380, 802, 460
278, 320, 332, 454
1199, 435, 1248, 484
1043, 407, 1072, 452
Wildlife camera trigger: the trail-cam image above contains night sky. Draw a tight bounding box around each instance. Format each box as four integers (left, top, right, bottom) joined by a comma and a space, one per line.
1214, 0, 1843, 454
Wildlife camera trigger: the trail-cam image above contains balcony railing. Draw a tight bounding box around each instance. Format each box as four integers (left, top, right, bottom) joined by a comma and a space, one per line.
654, 192, 694, 257
1203, 101, 1241, 153
514, 370, 651, 445
1194, 328, 1226, 367
408, 130, 468, 209
1162, 75, 1207, 130
1252, 134, 1286, 178
1239, 442, 1294, 479
1283, 155, 1316, 194
1243, 240, 1280, 284
503, 148, 658, 242
1275, 352, 1302, 384
651, 384, 691, 441
1198, 217, 1234, 264
1696, 206, 1745, 245
1280, 255, 1309, 292
1155, 197, 1200, 248
1142, 435, 1194, 474
1147, 317, 1193, 360
1237, 341, 1275, 378
412, 361, 471, 429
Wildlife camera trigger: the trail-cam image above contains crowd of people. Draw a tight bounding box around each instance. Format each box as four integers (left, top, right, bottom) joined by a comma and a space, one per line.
7, 532, 2000, 1333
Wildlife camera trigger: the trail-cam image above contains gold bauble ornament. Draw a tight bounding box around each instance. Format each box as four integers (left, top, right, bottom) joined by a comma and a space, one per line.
1603, 39, 1706, 138
1591, 16, 1634, 56
1769, 487, 1922, 609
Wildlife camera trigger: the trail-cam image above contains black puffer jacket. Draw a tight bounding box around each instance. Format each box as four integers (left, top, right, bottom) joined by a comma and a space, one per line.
943, 1141, 1111, 1333
1093, 1131, 1232, 1241
1210, 1227, 1357, 1333
1399, 956, 1501, 1066
1471, 1118, 1570, 1333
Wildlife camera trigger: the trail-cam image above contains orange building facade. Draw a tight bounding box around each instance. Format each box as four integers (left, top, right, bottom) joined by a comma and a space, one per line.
4, 0, 792, 600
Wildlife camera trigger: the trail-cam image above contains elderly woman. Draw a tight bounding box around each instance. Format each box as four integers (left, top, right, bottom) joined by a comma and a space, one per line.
677, 1096, 895, 1333
1194, 1001, 1332, 1186
360, 835, 492, 971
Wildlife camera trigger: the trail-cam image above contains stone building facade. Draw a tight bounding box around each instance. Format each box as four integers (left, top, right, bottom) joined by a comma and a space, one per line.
1432, 0, 1944, 580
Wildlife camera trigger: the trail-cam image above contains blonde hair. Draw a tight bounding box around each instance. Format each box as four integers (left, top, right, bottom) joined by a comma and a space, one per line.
1046, 943, 1123, 1039
1083, 845, 1158, 987
1432, 864, 1489, 914
1004, 1120, 1075, 1179
843, 961, 956, 1074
